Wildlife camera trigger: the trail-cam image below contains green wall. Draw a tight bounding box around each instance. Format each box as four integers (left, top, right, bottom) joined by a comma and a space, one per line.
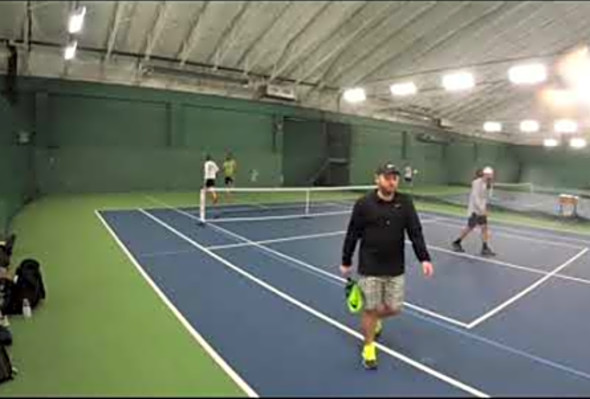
282, 118, 326, 186
446, 140, 519, 185
350, 125, 404, 184
2, 76, 527, 222
514, 144, 590, 190
32, 87, 281, 193
0, 93, 34, 234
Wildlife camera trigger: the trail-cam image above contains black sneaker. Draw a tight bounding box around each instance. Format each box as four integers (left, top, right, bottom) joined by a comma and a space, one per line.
452, 241, 465, 253
481, 247, 496, 257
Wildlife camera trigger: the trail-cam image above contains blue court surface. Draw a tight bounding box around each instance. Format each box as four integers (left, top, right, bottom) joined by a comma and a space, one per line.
96, 201, 590, 397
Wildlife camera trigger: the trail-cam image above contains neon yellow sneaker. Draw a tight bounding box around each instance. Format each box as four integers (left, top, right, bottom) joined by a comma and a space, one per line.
375, 319, 383, 339
362, 342, 378, 370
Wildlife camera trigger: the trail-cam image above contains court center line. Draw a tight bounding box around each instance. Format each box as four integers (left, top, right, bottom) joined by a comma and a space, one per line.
146, 195, 590, 310
139, 208, 488, 398
425, 213, 590, 247
132, 204, 590, 384
208, 229, 590, 287
466, 247, 589, 329
146, 192, 590, 291
206, 230, 348, 250
209, 210, 351, 223
203, 222, 470, 329
138, 248, 201, 258
157, 196, 590, 244
429, 217, 584, 250
428, 245, 590, 287
152, 200, 471, 329
197, 201, 588, 248
136, 207, 590, 383
406, 308, 590, 383
94, 210, 258, 398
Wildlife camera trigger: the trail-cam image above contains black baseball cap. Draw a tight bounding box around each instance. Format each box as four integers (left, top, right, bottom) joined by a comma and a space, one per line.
375, 162, 400, 176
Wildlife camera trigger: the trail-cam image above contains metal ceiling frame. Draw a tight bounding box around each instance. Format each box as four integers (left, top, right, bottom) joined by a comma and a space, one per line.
275, 1, 369, 82
235, 2, 291, 73
267, 1, 331, 83
349, 1, 509, 88
142, 1, 170, 62
307, 1, 439, 100
104, 0, 128, 62
208, 1, 250, 69
177, 1, 209, 67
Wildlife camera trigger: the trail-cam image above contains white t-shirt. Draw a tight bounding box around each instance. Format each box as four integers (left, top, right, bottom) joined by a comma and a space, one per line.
404, 167, 413, 179
204, 160, 219, 180
467, 177, 489, 216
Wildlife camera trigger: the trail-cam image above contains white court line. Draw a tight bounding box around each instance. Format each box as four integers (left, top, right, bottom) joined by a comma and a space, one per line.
208, 229, 590, 287
429, 217, 584, 250
426, 213, 590, 246
209, 210, 351, 223
206, 221, 470, 329
94, 210, 258, 398
139, 209, 488, 398
426, 244, 590, 287
145, 195, 590, 319
158, 202, 471, 329
206, 230, 347, 251
466, 247, 589, 329
139, 248, 201, 258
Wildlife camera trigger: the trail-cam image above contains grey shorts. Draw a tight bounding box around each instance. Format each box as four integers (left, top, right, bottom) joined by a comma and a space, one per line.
358, 275, 405, 311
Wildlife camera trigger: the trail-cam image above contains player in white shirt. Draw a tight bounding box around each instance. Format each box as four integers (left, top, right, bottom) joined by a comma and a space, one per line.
404, 165, 414, 186
203, 154, 220, 204
452, 166, 496, 257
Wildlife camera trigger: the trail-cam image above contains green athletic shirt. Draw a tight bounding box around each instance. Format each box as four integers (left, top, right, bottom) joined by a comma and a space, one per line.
223, 159, 237, 177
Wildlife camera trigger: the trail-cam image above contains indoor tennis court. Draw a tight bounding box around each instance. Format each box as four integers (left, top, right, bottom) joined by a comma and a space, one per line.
93, 192, 590, 396
3, 1, 590, 397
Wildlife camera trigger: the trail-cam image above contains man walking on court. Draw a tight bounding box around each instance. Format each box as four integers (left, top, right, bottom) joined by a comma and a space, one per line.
203, 154, 220, 205
451, 167, 496, 256
340, 162, 434, 370
223, 151, 237, 200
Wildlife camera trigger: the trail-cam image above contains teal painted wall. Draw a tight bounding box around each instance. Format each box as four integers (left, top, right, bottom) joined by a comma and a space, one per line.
0, 76, 532, 231
0, 92, 34, 233
514, 144, 590, 190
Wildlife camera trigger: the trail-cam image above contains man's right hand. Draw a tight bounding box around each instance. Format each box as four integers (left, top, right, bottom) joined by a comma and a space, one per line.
340, 264, 352, 278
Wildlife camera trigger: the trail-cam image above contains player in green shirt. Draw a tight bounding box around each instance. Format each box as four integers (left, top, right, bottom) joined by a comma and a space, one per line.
223, 152, 237, 200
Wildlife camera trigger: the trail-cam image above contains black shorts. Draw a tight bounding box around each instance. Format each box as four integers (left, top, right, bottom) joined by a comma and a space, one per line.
404, 177, 412, 183
467, 213, 488, 228
205, 179, 216, 188
224, 176, 234, 185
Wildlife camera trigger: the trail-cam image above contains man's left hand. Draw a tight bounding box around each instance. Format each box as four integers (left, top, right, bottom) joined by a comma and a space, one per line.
422, 261, 434, 278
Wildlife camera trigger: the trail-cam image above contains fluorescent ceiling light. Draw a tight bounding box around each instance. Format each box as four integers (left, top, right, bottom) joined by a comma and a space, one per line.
64, 41, 77, 60
68, 6, 86, 34
343, 87, 366, 103
508, 63, 547, 85
554, 119, 578, 133
483, 121, 502, 132
569, 137, 587, 149
520, 120, 540, 133
543, 138, 559, 147
390, 82, 417, 96
442, 72, 474, 91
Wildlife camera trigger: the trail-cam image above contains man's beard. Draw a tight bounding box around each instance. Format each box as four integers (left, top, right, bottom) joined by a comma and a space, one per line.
378, 185, 394, 196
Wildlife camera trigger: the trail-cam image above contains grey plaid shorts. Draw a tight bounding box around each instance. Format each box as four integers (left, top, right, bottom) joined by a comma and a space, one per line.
358, 275, 405, 311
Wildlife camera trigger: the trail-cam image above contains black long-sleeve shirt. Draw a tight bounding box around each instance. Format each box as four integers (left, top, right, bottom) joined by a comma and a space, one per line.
342, 190, 431, 277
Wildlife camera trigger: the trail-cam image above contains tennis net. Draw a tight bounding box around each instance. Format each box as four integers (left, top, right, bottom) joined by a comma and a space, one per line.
198, 185, 376, 223
489, 182, 534, 200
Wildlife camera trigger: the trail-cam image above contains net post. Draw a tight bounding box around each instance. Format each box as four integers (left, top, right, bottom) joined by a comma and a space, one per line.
305, 189, 311, 216
199, 188, 206, 223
